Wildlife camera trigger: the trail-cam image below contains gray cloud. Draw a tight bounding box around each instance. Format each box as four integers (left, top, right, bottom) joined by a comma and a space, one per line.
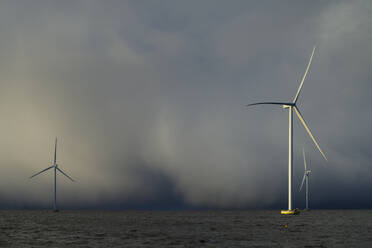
0, 0, 371, 209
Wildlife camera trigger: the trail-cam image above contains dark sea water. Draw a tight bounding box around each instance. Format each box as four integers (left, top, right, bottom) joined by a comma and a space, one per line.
0, 210, 371, 247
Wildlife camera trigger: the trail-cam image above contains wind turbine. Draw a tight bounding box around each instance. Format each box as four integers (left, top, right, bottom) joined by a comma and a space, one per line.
30, 138, 74, 211
299, 148, 311, 210
246, 46, 327, 215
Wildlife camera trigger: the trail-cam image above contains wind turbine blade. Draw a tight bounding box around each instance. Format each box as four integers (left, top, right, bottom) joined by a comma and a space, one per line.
293, 46, 316, 103
56, 167, 75, 182
246, 102, 293, 107
54, 137, 57, 165
299, 174, 306, 191
303, 148, 307, 171
30, 165, 54, 179
294, 107, 327, 161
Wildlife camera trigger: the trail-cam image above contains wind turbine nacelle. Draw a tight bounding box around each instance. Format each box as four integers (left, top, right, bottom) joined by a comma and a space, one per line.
282, 105, 292, 109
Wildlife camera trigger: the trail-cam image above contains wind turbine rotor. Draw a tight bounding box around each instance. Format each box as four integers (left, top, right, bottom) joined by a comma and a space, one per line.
54, 137, 57, 165
246, 102, 293, 107
303, 148, 307, 171
29, 165, 55, 179
293, 46, 316, 104
294, 106, 327, 161
56, 167, 75, 182
299, 173, 306, 192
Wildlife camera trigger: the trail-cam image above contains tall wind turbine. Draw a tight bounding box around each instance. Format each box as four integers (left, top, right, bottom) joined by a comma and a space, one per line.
30, 138, 74, 211
299, 148, 311, 210
246, 46, 327, 215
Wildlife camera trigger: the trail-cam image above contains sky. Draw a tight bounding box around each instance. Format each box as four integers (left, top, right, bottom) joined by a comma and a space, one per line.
0, 0, 371, 210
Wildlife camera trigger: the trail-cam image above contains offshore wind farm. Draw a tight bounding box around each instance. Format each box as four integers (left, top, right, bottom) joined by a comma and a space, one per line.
1, 0, 372, 247
246, 46, 327, 215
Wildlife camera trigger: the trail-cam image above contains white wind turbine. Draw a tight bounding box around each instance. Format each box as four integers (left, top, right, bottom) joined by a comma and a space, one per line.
246, 46, 327, 214
30, 138, 74, 211
299, 148, 311, 210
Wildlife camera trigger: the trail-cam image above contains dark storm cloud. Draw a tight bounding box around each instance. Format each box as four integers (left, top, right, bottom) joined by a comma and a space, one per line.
0, 0, 371, 209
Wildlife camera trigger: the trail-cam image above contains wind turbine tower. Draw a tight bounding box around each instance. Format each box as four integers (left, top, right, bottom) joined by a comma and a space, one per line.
246, 46, 327, 215
30, 138, 75, 211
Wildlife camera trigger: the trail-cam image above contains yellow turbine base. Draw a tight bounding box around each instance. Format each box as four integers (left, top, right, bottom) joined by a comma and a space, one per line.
281, 209, 300, 215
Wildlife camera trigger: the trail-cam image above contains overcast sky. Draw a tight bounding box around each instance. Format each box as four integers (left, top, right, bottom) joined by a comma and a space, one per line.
0, 0, 371, 209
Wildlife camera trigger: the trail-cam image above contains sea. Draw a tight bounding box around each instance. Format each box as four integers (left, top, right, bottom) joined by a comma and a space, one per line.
0, 210, 371, 247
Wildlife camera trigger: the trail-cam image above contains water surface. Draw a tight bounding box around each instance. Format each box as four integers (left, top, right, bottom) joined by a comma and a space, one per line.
0, 210, 371, 247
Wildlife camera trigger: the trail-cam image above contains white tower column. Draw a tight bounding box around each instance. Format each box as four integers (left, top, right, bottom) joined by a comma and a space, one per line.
54, 166, 57, 211
288, 106, 293, 211
306, 176, 309, 209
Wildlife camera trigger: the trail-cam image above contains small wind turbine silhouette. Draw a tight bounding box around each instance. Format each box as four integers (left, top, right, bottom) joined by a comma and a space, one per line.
299, 148, 311, 210
246, 46, 327, 215
30, 138, 74, 211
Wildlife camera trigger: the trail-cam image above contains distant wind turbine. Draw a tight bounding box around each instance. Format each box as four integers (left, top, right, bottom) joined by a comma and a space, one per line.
246, 46, 327, 215
30, 138, 74, 212
299, 148, 311, 210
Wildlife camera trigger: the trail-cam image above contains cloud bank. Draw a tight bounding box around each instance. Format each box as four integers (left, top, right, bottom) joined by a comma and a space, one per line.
0, 0, 371, 209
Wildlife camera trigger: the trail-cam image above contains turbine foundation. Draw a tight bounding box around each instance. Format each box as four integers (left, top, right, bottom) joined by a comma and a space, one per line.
281, 209, 300, 215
